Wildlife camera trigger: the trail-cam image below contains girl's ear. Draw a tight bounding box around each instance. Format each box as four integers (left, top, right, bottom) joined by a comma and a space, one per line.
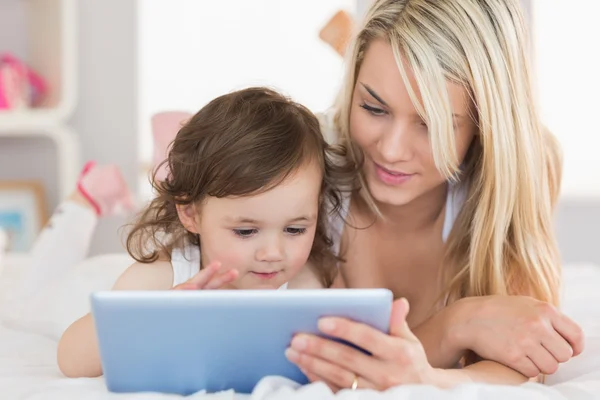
176, 203, 200, 233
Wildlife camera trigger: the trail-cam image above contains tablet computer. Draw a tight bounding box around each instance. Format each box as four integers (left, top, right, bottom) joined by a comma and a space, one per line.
91, 289, 392, 395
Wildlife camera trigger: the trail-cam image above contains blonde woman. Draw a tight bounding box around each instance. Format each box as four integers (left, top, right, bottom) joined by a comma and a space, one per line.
285, 0, 584, 390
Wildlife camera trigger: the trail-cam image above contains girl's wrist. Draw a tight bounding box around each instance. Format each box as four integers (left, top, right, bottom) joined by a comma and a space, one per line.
430, 367, 473, 388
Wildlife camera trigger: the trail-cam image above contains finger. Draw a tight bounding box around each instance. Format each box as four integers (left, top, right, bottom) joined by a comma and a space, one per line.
542, 332, 575, 364
316, 317, 394, 358
552, 313, 585, 357
186, 261, 221, 287
389, 298, 418, 341
203, 269, 239, 290
528, 344, 560, 375
512, 356, 541, 378
285, 348, 375, 390
289, 333, 380, 384
301, 369, 340, 392
172, 283, 200, 291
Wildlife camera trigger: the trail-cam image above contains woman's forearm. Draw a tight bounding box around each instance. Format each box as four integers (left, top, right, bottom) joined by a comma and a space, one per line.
412, 301, 466, 369
431, 361, 529, 387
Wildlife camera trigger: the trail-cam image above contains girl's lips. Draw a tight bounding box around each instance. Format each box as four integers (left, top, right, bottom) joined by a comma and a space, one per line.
250, 271, 280, 280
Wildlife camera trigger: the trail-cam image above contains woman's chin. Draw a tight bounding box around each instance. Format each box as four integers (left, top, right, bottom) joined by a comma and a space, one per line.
366, 180, 418, 208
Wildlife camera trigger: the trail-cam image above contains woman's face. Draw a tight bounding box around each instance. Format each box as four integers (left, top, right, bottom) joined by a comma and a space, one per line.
349, 39, 478, 207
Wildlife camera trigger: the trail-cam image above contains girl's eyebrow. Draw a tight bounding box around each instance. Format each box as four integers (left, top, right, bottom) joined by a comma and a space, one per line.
226, 217, 259, 224
359, 82, 388, 106
288, 215, 316, 223
226, 215, 316, 224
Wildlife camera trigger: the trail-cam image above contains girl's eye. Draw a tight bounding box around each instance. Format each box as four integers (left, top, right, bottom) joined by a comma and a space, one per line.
359, 103, 387, 116
285, 227, 306, 236
233, 229, 258, 238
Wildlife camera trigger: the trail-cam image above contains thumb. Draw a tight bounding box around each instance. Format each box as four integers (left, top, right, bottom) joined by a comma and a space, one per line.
389, 298, 417, 341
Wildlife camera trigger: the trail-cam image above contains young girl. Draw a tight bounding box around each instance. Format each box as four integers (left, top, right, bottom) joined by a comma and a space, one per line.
57, 86, 352, 378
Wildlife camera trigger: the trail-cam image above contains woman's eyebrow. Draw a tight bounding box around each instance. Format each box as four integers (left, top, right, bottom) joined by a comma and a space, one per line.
359, 82, 388, 106
360, 82, 469, 121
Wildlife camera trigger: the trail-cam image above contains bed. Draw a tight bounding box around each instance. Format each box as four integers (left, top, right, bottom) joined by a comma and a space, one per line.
0, 253, 599, 399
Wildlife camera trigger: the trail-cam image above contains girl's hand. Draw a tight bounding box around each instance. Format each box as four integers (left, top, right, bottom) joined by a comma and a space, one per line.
285, 298, 436, 391
171, 261, 238, 290
448, 295, 584, 377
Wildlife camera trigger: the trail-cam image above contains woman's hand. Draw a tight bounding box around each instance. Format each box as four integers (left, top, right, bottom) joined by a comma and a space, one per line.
285, 298, 437, 391
172, 261, 238, 290
448, 295, 585, 377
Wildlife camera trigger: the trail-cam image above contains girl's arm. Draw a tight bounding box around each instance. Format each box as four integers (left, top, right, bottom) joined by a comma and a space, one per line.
57, 261, 174, 378
433, 360, 528, 387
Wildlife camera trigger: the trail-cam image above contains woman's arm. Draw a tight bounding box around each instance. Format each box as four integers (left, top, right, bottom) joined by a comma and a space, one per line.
57, 261, 174, 377
286, 297, 577, 391
411, 303, 462, 369
413, 296, 583, 377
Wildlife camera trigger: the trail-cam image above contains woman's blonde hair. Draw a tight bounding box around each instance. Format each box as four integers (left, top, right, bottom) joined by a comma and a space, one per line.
334, 0, 562, 305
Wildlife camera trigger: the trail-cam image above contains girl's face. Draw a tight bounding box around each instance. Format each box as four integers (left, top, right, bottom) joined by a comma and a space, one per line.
180, 162, 322, 290
349, 39, 478, 208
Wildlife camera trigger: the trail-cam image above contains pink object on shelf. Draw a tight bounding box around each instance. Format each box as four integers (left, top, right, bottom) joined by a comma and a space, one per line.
151, 111, 192, 182
0, 53, 47, 110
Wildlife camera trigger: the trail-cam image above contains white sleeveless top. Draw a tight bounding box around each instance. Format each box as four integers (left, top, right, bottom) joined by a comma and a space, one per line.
170, 243, 289, 289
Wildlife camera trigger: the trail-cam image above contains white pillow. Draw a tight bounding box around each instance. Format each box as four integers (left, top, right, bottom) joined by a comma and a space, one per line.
0, 253, 132, 340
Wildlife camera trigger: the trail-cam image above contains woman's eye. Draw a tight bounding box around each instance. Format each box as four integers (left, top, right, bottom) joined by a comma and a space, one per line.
285, 227, 306, 236
233, 229, 257, 238
359, 103, 387, 116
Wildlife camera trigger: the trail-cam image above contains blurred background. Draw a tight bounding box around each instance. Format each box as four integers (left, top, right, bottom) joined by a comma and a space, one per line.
0, 0, 597, 266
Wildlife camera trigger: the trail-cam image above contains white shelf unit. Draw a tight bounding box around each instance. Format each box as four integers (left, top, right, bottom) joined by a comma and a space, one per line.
1, 124, 80, 198
0, 0, 80, 198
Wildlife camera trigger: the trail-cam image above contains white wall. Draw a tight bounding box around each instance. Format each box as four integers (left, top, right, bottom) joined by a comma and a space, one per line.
71, 0, 139, 255
529, 0, 600, 264
532, 0, 600, 198
138, 0, 356, 174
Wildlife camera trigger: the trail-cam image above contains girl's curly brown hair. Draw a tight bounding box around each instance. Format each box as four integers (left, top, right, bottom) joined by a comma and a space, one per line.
126, 87, 358, 287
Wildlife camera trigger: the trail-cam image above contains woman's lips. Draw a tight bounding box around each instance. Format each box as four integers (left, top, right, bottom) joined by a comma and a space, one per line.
374, 162, 414, 185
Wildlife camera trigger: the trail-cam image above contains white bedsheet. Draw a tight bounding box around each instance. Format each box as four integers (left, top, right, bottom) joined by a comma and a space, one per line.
0, 255, 599, 399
